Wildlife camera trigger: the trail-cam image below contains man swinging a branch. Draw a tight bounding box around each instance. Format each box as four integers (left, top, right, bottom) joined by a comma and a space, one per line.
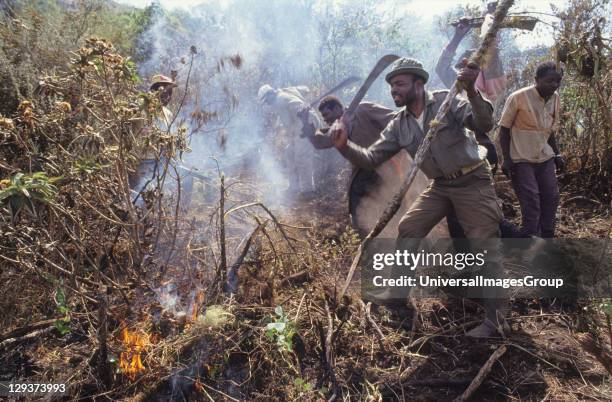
331, 58, 501, 239
331, 58, 505, 337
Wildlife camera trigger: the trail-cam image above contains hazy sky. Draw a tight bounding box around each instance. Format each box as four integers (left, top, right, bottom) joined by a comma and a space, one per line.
115, 0, 567, 17
114, 0, 567, 49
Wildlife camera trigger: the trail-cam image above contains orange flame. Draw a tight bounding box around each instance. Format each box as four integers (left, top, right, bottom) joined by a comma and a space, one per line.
119, 326, 148, 380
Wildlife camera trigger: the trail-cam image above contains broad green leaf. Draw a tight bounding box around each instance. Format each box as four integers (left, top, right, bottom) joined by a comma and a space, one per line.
274, 305, 283, 317
266, 322, 286, 332
56, 287, 66, 306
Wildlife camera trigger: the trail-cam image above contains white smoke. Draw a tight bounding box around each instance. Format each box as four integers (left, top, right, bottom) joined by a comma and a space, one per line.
135, 1, 330, 205
131, 0, 556, 231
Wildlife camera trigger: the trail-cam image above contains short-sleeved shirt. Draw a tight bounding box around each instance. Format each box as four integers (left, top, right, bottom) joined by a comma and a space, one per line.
499, 85, 559, 163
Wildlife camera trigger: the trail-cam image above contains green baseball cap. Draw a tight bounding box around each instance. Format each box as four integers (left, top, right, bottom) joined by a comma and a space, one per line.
385, 57, 429, 84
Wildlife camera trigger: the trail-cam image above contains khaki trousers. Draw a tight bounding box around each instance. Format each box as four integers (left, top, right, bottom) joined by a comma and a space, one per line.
398, 165, 502, 238
398, 165, 506, 318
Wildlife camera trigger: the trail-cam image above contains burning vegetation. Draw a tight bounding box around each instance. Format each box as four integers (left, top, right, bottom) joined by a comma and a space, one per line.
0, 0, 610, 401
119, 326, 149, 381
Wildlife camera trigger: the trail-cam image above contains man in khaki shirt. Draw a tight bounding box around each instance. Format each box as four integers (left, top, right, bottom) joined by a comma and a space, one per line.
331, 58, 501, 239
499, 61, 565, 237
331, 58, 505, 337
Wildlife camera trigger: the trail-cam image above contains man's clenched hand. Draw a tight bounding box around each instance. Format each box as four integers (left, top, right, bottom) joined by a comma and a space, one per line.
454, 19, 471, 38
457, 58, 480, 98
330, 118, 348, 150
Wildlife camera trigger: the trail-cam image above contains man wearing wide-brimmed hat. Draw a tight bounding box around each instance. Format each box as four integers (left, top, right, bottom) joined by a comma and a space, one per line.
149, 74, 177, 130
129, 74, 178, 198
330, 57, 505, 338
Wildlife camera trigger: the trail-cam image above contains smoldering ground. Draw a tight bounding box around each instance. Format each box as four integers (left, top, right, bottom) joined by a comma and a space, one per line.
131, 0, 555, 317
4, 1, 608, 401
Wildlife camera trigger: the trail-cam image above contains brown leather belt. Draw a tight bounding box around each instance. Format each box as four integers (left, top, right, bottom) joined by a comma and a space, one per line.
442, 160, 487, 180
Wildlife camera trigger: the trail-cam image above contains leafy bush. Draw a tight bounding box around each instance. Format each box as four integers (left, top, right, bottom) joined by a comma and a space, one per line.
552, 0, 611, 200
0, 171, 59, 220
0, 38, 178, 330
0, 0, 150, 115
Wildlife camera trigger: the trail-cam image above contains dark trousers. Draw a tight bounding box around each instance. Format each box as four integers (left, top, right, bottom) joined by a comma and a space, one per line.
511, 158, 559, 238
445, 147, 522, 240
348, 169, 380, 238
447, 208, 524, 239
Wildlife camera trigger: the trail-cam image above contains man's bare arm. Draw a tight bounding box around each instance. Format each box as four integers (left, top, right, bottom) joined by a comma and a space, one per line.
548, 132, 566, 171
547, 132, 559, 155
455, 61, 494, 133
435, 21, 471, 88
499, 126, 513, 177
297, 107, 333, 149
331, 117, 401, 170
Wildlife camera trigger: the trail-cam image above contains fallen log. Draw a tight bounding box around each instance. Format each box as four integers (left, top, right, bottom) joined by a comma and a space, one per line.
0, 326, 56, 351
0, 318, 57, 342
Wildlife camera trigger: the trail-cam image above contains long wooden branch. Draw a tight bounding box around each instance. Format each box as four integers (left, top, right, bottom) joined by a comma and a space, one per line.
224, 221, 265, 294
0, 318, 56, 343
453, 345, 507, 402
339, 0, 515, 299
